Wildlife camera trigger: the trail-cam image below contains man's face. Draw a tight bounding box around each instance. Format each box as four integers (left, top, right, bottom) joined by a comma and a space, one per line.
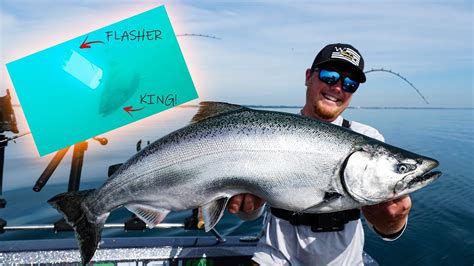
303, 67, 356, 122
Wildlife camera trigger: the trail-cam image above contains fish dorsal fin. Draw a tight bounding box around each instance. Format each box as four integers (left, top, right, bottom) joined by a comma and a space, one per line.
191, 101, 244, 123
125, 204, 170, 228
201, 197, 230, 232
107, 163, 123, 178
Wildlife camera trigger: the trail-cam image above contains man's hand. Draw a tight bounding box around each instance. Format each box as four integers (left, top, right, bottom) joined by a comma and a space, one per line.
362, 195, 411, 235
228, 194, 265, 214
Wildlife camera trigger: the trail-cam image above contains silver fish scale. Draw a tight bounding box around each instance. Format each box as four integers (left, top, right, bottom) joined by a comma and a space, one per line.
85, 109, 368, 216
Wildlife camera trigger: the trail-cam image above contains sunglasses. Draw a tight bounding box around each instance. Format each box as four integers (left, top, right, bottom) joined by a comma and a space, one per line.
317, 68, 360, 93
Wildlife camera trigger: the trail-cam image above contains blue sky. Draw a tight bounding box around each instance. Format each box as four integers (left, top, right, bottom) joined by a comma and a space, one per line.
1, 0, 472, 108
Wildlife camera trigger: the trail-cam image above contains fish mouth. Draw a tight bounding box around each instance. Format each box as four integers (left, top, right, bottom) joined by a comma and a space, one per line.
394, 170, 442, 194
406, 171, 442, 188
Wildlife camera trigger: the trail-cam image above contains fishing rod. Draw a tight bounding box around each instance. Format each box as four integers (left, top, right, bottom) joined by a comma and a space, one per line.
0, 131, 31, 144
365, 68, 429, 104
0, 89, 19, 211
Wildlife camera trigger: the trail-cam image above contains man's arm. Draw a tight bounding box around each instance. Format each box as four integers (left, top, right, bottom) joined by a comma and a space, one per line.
362, 195, 411, 239
228, 193, 412, 240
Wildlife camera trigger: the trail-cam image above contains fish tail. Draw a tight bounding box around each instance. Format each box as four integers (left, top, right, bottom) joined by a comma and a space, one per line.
48, 189, 106, 264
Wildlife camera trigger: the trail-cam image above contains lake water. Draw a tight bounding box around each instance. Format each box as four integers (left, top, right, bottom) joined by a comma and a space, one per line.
1, 107, 473, 265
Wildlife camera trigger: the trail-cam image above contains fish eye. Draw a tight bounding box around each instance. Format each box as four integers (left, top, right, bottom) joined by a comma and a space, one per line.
397, 163, 415, 174
398, 164, 407, 173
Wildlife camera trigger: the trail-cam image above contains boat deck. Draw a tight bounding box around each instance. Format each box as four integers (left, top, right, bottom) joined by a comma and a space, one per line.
1, 235, 379, 265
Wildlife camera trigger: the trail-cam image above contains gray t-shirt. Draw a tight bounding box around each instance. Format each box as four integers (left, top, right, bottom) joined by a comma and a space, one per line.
252, 116, 396, 266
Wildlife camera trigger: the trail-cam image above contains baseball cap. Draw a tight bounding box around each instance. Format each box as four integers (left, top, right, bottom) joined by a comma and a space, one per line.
311, 43, 366, 83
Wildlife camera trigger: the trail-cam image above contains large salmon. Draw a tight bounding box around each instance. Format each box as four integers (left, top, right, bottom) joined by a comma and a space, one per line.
49, 102, 441, 263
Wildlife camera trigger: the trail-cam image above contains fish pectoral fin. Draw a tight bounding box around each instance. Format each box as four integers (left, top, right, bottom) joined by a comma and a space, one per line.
322, 192, 343, 203
191, 102, 244, 123
126, 204, 170, 228
295, 192, 343, 214
201, 197, 230, 232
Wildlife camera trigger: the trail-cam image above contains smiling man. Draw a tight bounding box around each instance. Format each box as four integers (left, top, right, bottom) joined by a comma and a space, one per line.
228, 43, 412, 265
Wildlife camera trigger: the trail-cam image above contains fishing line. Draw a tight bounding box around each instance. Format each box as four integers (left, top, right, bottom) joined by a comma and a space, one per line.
176, 33, 221, 40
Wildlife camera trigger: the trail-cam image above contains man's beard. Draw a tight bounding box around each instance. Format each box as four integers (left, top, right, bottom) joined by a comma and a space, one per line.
313, 104, 342, 121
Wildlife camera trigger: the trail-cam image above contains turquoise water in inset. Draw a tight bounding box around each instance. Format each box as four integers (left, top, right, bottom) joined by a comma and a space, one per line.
1, 107, 473, 265
6, 5, 197, 156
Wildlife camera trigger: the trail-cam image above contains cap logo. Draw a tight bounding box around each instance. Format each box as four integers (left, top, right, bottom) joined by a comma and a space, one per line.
331, 47, 361, 66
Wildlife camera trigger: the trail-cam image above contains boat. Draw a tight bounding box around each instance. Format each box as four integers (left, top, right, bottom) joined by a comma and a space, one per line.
0, 91, 378, 265
0, 216, 379, 265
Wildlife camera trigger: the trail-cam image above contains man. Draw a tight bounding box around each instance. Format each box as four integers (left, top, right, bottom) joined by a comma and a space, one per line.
228, 43, 412, 265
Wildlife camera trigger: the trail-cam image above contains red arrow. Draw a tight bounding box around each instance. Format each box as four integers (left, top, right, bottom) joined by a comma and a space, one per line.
80, 35, 105, 49
123, 106, 145, 117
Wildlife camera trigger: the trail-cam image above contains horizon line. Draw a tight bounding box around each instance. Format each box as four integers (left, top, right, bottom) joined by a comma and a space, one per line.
178, 104, 474, 110
11, 104, 473, 110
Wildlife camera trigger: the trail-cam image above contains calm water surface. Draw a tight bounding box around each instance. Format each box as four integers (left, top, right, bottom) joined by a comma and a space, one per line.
1, 107, 473, 265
